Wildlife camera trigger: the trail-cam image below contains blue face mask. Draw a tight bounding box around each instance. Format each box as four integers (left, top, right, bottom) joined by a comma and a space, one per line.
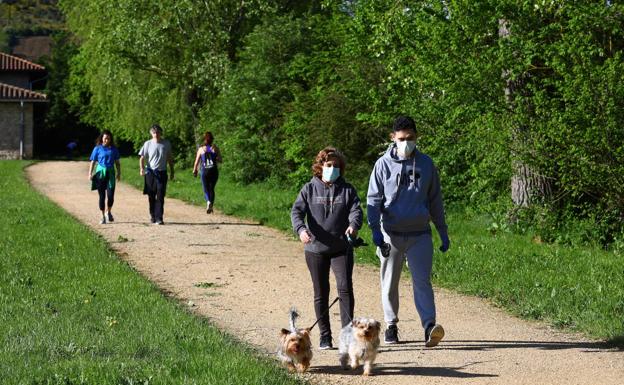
322, 166, 340, 183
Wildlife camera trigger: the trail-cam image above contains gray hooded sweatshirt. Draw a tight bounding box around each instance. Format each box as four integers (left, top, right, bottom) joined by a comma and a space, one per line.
367, 145, 448, 238
291, 176, 363, 254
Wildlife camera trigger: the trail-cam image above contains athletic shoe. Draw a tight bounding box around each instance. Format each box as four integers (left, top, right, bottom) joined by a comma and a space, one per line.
425, 323, 445, 347
150, 217, 156, 224
207, 202, 213, 214
99, 216, 106, 225
107, 212, 114, 222
154, 220, 164, 225
319, 335, 333, 350
384, 325, 399, 344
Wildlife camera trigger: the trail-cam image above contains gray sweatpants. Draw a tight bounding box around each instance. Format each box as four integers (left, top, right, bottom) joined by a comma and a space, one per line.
378, 229, 435, 329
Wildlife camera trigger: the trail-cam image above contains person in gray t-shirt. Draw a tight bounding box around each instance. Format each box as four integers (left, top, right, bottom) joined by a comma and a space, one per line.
139, 124, 174, 224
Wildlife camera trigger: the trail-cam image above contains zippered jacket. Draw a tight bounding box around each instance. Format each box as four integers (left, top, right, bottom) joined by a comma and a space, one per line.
367, 144, 448, 238
291, 176, 363, 254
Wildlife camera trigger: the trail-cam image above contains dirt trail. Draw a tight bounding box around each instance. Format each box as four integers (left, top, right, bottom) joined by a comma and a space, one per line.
27, 161, 623, 385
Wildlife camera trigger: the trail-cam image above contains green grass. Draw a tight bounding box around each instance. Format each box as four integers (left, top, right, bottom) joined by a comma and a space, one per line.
0, 161, 306, 385
120, 157, 624, 345
436, 213, 624, 344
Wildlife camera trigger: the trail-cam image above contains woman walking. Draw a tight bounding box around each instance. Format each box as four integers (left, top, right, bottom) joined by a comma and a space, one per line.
192, 131, 222, 214
88, 130, 121, 224
291, 147, 363, 350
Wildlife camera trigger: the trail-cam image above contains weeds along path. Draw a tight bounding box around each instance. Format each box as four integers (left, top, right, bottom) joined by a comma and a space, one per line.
28, 161, 623, 385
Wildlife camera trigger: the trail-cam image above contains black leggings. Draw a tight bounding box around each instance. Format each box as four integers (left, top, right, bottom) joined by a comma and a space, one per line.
97, 184, 115, 211
305, 249, 354, 339
201, 167, 219, 203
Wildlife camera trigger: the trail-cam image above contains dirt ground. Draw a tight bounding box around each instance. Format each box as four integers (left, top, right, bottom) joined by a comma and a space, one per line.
27, 161, 623, 385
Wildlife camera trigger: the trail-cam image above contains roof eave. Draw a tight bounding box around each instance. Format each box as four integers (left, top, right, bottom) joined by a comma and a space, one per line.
0, 98, 48, 103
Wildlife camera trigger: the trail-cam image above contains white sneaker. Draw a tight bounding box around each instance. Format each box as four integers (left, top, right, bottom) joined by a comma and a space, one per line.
425, 324, 445, 347
207, 202, 213, 214
99, 216, 106, 225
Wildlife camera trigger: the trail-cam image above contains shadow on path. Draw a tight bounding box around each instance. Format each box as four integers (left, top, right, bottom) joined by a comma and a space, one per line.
379, 339, 616, 353
113, 221, 262, 226
311, 361, 497, 378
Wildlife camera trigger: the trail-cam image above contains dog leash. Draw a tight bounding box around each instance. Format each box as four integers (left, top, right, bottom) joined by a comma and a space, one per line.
308, 297, 339, 330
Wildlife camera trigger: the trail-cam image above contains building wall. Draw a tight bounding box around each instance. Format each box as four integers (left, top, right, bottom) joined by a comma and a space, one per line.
0, 73, 31, 89
0, 102, 34, 159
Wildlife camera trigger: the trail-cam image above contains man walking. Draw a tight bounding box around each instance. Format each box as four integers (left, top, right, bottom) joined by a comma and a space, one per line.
367, 115, 450, 347
139, 124, 174, 225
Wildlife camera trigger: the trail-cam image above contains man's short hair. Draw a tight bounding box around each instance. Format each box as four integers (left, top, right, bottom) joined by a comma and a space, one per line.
150, 124, 163, 134
392, 116, 416, 132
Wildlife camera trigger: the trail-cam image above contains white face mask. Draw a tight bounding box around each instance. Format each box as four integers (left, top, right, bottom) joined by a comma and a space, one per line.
396, 140, 416, 158
322, 166, 340, 183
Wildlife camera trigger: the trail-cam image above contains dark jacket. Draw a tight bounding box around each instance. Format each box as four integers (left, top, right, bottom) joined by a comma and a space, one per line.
291, 176, 363, 254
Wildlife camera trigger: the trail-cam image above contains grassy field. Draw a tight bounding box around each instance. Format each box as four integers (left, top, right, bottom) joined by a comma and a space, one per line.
120, 157, 624, 345
0, 161, 305, 385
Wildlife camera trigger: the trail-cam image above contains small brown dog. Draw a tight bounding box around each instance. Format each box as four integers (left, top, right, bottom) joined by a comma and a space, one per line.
338, 317, 381, 376
277, 308, 313, 373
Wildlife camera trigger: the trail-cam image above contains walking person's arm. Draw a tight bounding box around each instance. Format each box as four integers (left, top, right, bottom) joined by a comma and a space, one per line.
428, 165, 449, 252
115, 159, 121, 181
88, 145, 99, 180
346, 188, 363, 237
88, 161, 96, 180
291, 187, 311, 244
213, 144, 222, 163
192, 148, 202, 177
366, 162, 385, 246
139, 156, 145, 176
168, 154, 175, 181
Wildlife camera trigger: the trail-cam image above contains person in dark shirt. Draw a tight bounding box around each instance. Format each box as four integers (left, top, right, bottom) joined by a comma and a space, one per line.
291, 147, 363, 350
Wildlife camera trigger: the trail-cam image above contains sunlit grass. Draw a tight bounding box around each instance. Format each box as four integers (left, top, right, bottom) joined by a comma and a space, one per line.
0, 160, 305, 385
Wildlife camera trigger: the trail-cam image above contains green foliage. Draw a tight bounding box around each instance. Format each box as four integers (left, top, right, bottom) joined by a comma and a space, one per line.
61, 0, 624, 245
0, 0, 64, 35
201, 14, 306, 183
0, 29, 9, 52
0, 161, 305, 385
342, 0, 624, 244
60, 0, 283, 165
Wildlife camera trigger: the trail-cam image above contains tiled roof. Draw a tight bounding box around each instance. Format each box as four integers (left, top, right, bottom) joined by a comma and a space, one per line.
0, 82, 47, 101
0, 52, 45, 71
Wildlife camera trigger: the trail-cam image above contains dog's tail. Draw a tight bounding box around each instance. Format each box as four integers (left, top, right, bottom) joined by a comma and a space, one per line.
289, 306, 299, 332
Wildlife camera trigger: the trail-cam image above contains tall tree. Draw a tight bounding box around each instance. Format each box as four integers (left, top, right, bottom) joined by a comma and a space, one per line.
499, 17, 552, 208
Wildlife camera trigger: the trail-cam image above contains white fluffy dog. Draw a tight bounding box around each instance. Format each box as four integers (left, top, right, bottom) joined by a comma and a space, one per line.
338, 317, 381, 376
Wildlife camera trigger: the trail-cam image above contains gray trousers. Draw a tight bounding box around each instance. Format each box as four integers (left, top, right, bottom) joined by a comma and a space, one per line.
378, 229, 435, 329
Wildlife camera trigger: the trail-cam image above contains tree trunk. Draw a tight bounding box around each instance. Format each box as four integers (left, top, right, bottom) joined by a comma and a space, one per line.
499, 19, 551, 207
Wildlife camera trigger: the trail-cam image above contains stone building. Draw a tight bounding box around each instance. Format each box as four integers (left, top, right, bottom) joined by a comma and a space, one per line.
0, 52, 47, 159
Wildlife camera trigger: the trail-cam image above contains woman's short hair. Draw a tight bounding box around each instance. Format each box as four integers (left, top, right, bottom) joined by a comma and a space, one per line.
312, 147, 346, 178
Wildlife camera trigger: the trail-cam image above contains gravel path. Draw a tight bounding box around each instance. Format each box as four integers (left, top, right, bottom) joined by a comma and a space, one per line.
27, 161, 623, 385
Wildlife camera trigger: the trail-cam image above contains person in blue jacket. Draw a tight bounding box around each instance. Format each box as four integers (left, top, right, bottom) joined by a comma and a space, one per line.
367, 115, 450, 347
88, 130, 121, 224
291, 147, 363, 350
